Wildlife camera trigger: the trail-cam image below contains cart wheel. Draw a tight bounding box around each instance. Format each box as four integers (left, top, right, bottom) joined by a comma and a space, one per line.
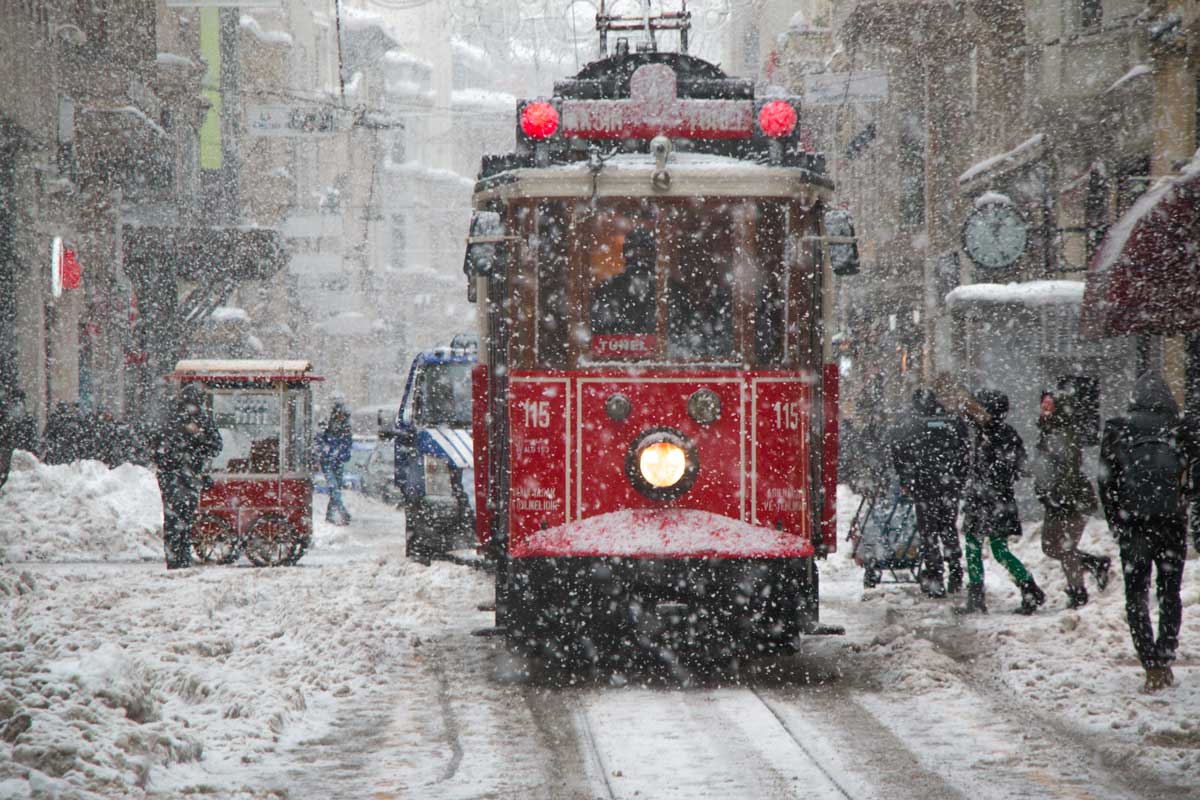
191, 513, 241, 565
245, 514, 298, 567
286, 531, 312, 565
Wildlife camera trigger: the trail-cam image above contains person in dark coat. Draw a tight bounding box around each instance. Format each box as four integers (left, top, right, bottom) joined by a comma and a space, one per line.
42, 401, 83, 465
151, 383, 222, 569
957, 389, 1044, 615
1033, 387, 1110, 608
318, 400, 353, 525
889, 387, 969, 598
0, 388, 39, 489
1099, 372, 1193, 692
590, 229, 657, 336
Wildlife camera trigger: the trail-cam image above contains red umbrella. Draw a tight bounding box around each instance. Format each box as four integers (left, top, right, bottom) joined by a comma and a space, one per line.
1080, 162, 1200, 339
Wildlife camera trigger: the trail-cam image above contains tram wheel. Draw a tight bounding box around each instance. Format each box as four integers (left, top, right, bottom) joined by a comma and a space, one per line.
244, 514, 299, 567
191, 513, 241, 565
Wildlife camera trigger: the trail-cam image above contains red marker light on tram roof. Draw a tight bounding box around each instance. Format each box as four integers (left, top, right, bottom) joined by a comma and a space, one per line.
520, 102, 559, 140
758, 100, 797, 138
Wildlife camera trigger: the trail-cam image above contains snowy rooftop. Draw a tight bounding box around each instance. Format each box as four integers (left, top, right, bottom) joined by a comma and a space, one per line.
945, 280, 1085, 308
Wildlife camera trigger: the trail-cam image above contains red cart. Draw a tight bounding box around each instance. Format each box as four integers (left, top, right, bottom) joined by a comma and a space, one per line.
167, 360, 322, 567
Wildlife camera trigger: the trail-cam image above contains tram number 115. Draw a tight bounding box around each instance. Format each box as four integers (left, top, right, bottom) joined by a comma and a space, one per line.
521, 400, 551, 429
772, 400, 801, 431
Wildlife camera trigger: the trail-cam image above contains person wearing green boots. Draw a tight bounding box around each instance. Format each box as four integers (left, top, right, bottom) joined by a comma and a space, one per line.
957, 389, 1045, 615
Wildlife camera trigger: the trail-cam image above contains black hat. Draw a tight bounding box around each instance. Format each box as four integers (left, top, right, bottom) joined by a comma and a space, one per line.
974, 388, 1009, 420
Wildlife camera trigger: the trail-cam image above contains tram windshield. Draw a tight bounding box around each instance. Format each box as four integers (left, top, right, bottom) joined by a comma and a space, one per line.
414, 362, 472, 428
572, 198, 790, 366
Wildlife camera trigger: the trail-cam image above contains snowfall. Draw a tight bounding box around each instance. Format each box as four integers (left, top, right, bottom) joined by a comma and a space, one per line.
1, 450, 1198, 799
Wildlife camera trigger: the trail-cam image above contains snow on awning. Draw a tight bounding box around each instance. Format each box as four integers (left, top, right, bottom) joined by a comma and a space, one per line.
959, 133, 1046, 186
1080, 153, 1200, 338
210, 306, 250, 323
945, 280, 1085, 309
450, 89, 517, 113
171, 359, 315, 378
238, 15, 294, 46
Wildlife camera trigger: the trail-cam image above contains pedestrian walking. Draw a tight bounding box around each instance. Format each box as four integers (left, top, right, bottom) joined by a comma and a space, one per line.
150, 383, 222, 570
318, 400, 353, 525
890, 387, 970, 598
1098, 372, 1193, 692
1033, 386, 1111, 608
956, 389, 1045, 615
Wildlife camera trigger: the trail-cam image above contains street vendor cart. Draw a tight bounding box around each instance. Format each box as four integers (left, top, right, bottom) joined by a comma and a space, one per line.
167, 360, 322, 566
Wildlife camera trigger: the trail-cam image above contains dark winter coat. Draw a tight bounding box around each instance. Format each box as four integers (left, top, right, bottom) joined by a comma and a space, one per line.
962, 418, 1025, 538
1033, 410, 1095, 515
1099, 374, 1191, 527
590, 264, 657, 335
317, 409, 353, 470
151, 398, 223, 484
42, 402, 85, 465
889, 391, 970, 501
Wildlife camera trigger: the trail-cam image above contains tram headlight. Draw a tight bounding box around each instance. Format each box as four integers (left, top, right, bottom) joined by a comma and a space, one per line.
639, 442, 687, 488
625, 428, 699, 501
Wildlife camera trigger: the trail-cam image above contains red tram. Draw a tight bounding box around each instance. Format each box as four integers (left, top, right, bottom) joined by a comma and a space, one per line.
464, 9, 854, 660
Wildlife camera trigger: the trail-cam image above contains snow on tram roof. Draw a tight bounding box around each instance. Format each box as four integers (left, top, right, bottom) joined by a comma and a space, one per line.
171, 359, 316, 377
475, 151, 831, 201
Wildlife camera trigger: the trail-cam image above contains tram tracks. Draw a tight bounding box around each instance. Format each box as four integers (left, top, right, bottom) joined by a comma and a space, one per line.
563, 684, 860, 800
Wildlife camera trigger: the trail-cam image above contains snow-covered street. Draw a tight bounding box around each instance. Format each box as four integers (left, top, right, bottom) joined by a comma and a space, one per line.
2, 461, 1199, 799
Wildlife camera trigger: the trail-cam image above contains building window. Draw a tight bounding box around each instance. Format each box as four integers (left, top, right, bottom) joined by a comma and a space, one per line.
1079, 0, 1102, 31
897, 109, 926, 229
742, 26, 759, 72
391, 213, 407, 265
1116, 156, 1151, 215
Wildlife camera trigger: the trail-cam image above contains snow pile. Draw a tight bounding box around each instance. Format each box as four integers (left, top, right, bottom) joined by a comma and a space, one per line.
944, 279, 1085, 308
0, 451, 162, 563
0, 493, 490, 797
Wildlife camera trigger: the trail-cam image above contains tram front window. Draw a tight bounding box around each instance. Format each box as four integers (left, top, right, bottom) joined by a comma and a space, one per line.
667, 226, 735, 360
589, 228, 657, 335
415, 363, 472, 428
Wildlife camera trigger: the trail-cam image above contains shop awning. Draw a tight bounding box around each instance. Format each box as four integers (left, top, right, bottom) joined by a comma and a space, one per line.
124, 225, 288, 283
1080, 161, 1200, 339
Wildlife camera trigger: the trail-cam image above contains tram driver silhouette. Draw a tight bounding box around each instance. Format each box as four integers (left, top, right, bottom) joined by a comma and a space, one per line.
591, 228, 657, 335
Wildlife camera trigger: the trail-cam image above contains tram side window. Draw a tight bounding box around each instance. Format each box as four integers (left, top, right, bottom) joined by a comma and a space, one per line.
754, 202, 788, 365
666, 205, 734, 361
536, 202, 569, 368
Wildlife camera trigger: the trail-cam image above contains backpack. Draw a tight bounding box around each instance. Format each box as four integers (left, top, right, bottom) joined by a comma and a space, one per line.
1116, 433, 1185, 518
895, 416, 967, 499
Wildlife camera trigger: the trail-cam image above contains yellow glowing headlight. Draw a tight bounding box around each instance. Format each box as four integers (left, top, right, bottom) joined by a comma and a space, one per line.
638, 441, 688, 488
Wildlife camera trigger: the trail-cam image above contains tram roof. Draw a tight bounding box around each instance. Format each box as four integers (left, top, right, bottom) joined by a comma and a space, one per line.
473, 152, 833, 204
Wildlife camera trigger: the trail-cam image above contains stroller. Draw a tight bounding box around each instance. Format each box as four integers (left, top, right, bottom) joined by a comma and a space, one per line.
848, 481, 921, 588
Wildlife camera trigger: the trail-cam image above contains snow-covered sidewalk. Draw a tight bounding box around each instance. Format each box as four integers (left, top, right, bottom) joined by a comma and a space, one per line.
827, 485, 1200, 788
1, 460, 1197, 798
0, 460, 494, 798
